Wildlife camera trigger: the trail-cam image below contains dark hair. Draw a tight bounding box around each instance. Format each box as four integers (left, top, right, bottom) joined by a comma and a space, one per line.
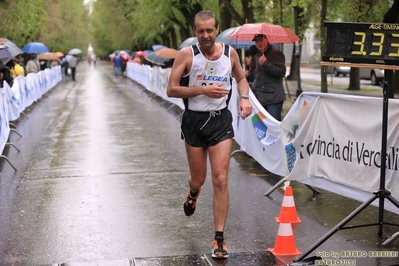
245, 50, 253, 57
0, 66, 13, 86
6, 59, 14, 69
193, 10, 219, 29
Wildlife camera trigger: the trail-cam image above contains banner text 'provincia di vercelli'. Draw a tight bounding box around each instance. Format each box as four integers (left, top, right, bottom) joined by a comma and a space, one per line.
298, 135, 399, 170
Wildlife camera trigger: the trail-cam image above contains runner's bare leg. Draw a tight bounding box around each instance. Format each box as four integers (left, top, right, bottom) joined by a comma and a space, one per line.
185, 143, 207, 192
208, 139, 232, 232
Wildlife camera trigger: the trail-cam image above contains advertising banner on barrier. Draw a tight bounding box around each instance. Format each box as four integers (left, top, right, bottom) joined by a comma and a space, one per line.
4, 81, 20, 121
127, 64, 399, 213
281, 92, 399, 200
229, 80, 286, 176
0, 83, 11, 153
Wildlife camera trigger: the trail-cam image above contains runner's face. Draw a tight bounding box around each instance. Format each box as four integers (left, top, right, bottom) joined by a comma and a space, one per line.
194, 19, 219, 49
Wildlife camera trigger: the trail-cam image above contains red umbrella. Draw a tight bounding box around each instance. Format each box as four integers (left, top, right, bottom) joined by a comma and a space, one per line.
283, 27, 300, 42
119, 50, 130, 59
230, 23, 300, 44
135, 51, 148, 57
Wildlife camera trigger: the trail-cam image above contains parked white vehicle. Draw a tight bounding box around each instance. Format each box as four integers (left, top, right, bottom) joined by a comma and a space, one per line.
326, 65, 350, 77
359, 68, 385, 85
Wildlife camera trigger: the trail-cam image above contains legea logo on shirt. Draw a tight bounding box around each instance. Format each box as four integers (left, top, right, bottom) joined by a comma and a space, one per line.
196, 74, 228, 83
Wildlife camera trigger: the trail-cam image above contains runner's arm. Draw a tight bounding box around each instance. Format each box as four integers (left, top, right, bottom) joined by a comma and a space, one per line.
167, 47, 204, 98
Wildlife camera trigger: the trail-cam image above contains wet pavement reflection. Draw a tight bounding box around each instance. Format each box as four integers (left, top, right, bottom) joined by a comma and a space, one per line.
0, 61, 398, 265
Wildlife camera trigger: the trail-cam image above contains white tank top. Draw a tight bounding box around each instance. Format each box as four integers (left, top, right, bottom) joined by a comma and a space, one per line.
183, 43, 232, 111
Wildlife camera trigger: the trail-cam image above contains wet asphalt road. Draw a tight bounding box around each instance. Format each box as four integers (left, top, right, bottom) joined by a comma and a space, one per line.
0, 61, 398, 266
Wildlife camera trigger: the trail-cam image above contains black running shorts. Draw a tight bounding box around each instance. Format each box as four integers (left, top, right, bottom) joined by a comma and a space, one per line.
181, 108, 234, 148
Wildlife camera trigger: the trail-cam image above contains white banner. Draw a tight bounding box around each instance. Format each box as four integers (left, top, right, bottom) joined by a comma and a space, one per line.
281, 92, 399, 213
127, 65, 399, 214
3, 81, 20, 121
229, 79, 285, 176
0, 67, 61, 161
0, 83, 11, 153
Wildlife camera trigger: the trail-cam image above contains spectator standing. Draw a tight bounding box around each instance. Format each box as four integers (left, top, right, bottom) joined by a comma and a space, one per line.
244, 48, 256, 88
112, 53, 123, 77
121, 57, 127, 77
61, 57, 69, 77
10, 57, 25, 78
25, 54, 40, 74
51, 60, 59, 67
68, 55, 78, 81
251, 33, 286, 121
1, 65, 14, 87
92, 54, 97, 67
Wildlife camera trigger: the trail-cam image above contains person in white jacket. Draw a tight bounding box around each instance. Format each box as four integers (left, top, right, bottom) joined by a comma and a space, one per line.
25, 54, 40, 74
68, 55, 78, 81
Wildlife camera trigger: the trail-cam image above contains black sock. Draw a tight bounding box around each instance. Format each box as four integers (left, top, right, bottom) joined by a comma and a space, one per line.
215, 231, 224, 239
190, 190, 198, 197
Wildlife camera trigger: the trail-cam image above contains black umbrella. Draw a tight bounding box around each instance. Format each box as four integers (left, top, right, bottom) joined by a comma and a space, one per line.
144, 48, 178, 66
178, 37, 198, 50
144, 53, 167, 66
0, 38, 24, 67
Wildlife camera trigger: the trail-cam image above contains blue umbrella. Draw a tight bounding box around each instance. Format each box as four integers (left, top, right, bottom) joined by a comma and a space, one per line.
152, 44, 167, 51
216, 26, 254, 49
22, 42, 49, 54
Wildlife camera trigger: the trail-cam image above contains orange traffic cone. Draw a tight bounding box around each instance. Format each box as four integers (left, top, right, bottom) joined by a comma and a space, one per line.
268, 222, 301, 257
275, 185, 301, 225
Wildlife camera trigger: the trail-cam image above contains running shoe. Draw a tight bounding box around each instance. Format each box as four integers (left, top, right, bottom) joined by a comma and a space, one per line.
183, 187, 201, 216
212, 236, 229, 259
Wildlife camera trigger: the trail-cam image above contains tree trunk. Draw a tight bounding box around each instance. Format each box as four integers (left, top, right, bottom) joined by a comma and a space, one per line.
219, 0, 248, 25
287, 43, 301, 81
219, 0, 232, 30
320, 0, 328, 93
348, 68, 360, 90
241, 0, 254, 23
287, 6, 305, 82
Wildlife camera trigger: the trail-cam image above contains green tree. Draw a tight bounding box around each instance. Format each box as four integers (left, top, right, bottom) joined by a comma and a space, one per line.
91, 0, 134, 56
0, 0, 91, 55
0, 0, 45, 47
40, 0, 91, 54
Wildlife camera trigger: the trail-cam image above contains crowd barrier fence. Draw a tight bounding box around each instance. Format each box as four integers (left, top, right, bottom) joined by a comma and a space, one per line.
0, 66, 62, 170
126, 61, 399, 215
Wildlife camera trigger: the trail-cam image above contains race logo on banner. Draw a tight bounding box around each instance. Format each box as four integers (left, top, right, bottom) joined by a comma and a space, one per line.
251, 111, 278, 146
285, 124, 299, 172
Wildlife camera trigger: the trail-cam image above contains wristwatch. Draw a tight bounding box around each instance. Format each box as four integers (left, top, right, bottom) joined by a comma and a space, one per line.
240, 94, 249, 99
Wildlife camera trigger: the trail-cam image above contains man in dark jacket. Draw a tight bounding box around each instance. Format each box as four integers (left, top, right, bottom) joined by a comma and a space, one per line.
251, 33, 286, 121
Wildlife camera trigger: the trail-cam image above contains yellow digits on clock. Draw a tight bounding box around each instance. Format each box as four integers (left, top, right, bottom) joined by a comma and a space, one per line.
351, 32, 366, 56
370, 33, 384, 56
388, 33, 399, 57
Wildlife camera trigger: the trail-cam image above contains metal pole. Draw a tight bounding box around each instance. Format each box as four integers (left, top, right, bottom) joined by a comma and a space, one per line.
294, 7, 302, 97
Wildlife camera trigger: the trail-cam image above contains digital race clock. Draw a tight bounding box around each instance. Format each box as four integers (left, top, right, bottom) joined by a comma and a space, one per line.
323, 22, 399, 67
